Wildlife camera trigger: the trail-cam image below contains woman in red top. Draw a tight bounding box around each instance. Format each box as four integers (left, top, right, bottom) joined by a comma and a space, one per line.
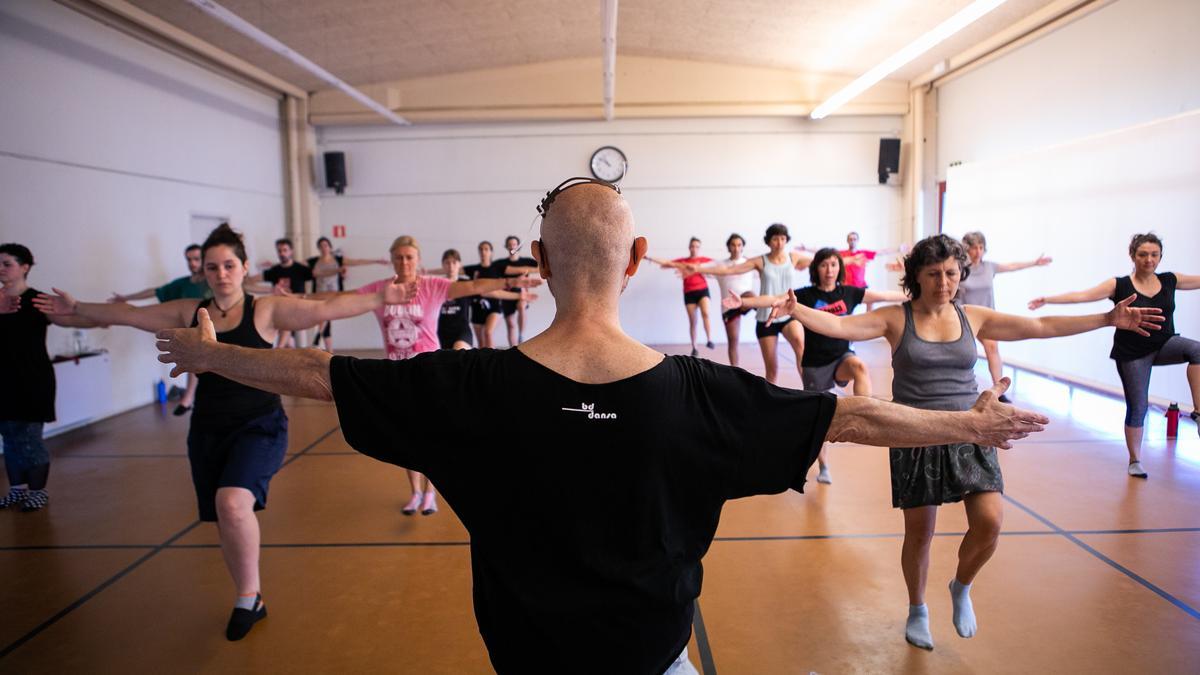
648, 237, 714, 357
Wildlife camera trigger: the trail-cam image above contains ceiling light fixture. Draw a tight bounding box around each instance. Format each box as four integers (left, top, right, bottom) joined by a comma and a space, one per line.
183, 0, 410, 125
810, 0, 1010, 119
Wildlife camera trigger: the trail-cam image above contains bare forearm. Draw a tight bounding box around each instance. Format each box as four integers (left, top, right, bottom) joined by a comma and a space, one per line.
449, 278, 506, 299
826, 397, 980, 447
118, 288, 157, 301
1043, 290, 1097, 305
76, 302, 162, 332
51, 315, 105, 328
205, 343, 333, 401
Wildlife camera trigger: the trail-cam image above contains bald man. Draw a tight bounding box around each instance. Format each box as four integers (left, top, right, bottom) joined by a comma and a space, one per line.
156, 178, 1048, 673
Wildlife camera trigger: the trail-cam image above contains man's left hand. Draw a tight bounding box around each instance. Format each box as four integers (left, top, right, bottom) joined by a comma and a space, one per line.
156, 308, 219, 377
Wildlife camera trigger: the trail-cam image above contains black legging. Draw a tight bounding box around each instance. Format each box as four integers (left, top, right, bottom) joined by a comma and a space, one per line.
1115, 335, 1200, 427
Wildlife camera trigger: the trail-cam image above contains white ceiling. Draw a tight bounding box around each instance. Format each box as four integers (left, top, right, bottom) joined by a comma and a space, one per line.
124, 0, 1062, 93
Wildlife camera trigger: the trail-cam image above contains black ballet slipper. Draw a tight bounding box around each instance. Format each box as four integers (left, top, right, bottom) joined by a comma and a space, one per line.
226, 594, 267, 641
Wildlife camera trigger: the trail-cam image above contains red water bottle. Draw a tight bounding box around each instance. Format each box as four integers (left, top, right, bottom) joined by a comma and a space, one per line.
1166, 402, 1180, 439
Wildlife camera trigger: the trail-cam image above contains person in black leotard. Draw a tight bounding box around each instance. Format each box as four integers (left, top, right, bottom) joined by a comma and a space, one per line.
0, 243, 102, 512
34, 224, 416, 641
1030, 232, 1200, 478
464, 241, 505, 348
438, 249, 534, 351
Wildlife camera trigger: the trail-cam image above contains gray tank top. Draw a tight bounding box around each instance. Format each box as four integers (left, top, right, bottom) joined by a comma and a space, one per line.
891, 302, 980, 412
957, 260, 997, 308
757, 255, 797, 323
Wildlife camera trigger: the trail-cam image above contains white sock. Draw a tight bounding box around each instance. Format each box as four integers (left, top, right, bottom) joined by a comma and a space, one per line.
949, 579, 977, 637
905, 604, 934, 650
816, 465, 832, 484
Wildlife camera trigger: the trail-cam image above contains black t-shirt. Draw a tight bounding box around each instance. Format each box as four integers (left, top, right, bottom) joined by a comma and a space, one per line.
438, 275, 472, 338
794, 284, 866, 367
0, 288, 55, 423
1110, 272, 1178, 361
497, 256, 538, 278
263, 262, 314, 294
330, 349, 835, 674
464, 262, 505, 280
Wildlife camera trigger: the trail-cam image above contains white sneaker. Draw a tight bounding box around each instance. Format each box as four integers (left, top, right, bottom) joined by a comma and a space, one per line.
1127, 461, 1148, 479
816, 466, 832, 484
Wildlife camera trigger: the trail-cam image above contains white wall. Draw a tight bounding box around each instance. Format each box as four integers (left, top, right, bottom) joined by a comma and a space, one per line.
0, 0, 286, 422
317, 115, 905, 347
938, 0, 1200, 179
938, 0, 1200, 407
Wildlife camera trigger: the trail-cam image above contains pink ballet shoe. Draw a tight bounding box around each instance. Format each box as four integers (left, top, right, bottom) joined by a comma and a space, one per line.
420, 491, 438, 516
402, 491, 423, 516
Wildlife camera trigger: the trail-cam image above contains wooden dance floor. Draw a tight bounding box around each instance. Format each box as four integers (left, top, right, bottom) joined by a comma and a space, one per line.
2, 340, 1198, 673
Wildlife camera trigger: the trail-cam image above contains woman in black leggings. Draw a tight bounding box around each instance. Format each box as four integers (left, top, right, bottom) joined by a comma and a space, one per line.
1030, 232, 1200, 478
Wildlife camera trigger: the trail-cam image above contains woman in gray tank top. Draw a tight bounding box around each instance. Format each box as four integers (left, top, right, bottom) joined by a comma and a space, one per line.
686, 223, 812, 384
957, 231, 1053, 401
770, 234, 1159, 652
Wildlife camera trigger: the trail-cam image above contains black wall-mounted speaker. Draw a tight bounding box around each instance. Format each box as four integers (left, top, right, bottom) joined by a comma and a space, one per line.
324, 152, 347, 194
878, 138, 900, 184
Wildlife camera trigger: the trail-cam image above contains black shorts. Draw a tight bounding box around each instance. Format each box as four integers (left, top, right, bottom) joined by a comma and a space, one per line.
500, 298, 521, 316
439, 326, 473, 349
470, 298, 499, 325
187, 407, 288, 522
683, 287, 710, 305
755, 318, 793, 339
722, 306, 753, 322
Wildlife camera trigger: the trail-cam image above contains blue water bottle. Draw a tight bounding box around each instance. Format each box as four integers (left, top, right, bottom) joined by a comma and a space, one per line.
155, 379, 167, 403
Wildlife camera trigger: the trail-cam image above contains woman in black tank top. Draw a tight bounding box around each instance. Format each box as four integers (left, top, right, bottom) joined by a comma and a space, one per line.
1030, 233, 1200, 478
34, 224, 417, 641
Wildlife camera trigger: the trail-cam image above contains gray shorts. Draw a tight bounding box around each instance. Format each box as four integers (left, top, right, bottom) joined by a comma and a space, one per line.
801, 352, 855, 392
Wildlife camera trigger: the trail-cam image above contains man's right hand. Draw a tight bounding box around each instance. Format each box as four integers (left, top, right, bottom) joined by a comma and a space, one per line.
721, 290, 743, 311
968, 378, 1049, 449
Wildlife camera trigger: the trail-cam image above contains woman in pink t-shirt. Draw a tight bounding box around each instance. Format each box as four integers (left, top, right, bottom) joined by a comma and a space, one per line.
646, 237, 715, 357
359, 235, 542, 515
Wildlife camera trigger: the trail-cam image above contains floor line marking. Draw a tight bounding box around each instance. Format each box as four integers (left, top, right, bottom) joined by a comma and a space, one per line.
0, 424, 339, 660
1003, 494, 1200, 622
693, 599, 717, 675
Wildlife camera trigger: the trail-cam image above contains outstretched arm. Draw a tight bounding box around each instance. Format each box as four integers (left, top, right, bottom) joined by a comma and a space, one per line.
685, 258, 759, 277
260, 278, 418, 331
790, 251, 814, 270
157, 309, 333, 400
1029, 278, 1115, 310
971, 295, 1163, 342
721, 290, 784, 311
1175, 273, 1200, 291
775, 290, 892, 341
826, 379, 1048, 449
343, 258, 389, 267
34, 289, 193, 332
446, 276, 542, 301
109, 288, 157, 302
996, 255, 1053, 274
863, 288, 907, 304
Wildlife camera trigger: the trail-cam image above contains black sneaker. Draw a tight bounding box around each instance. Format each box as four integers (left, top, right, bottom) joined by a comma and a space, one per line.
0, 487, 28, 509
226, 594, 267, 641
173, 404, 192, 417
690, 348, 698, 357
20, 489, 48, 512
706, 340, 715, 350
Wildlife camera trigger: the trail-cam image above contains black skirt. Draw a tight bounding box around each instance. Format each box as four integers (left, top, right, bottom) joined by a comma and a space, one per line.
889, 443, 1004, 509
